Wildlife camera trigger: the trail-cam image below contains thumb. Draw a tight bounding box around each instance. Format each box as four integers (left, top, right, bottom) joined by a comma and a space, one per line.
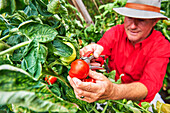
88, 70, 106, 81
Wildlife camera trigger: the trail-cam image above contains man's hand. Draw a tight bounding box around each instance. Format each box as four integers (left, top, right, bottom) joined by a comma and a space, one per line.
68, 69, 148, 103
80, 43, 104, 58
67, 70, 115, 103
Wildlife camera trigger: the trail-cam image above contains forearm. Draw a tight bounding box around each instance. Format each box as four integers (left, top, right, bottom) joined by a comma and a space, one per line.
109, 82, 148, 101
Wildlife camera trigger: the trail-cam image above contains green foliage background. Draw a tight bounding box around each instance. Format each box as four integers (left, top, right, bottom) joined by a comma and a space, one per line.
0, 0, 169, 112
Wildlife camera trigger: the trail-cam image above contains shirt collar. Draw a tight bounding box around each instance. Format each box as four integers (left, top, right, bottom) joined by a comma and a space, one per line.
138, 29, 155, 47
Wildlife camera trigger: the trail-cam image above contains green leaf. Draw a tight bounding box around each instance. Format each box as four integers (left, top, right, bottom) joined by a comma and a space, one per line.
0, 16, 8, 30
0, 41, 10, 51
0, 64, 78, 112
0, 91, 78, 112
4, 11, 27, 26
52, 39, 73, 57
47, 0, 68, 16
0, 56, 11, 65
21, 40, 48, 80
103, 70, 117, 83
141, 102, 150, 109
33, 0, 53, 17
19, 22, 58, 43
24, 0, 39, 16
129, 106, 142, 113
0, 64, 38, 91
15, 0, 29, 10
6, 34, 28, 61
0, 0, 15, 14
156, 101, 170, 113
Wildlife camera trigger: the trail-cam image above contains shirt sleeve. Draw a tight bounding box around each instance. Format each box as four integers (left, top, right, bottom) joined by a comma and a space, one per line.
97, 25, 120, 57
139, 57, 169, 102
139, 36, 170, 102
97, 29, 113, 57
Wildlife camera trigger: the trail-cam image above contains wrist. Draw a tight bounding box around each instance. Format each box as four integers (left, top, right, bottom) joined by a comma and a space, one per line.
107, 83, 121, 100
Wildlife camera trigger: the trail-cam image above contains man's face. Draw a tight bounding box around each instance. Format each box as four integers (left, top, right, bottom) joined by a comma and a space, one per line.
124, 17, 158, 45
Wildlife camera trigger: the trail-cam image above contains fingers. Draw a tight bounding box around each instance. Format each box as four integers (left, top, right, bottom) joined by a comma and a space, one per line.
80, 44, 103, 58
71, 77, 99, 92
88, 70, 107, 81
91, 44, 103, 58
80, 44, 93, 57
67, 75, 110, 103
68, 71, 107, 92
75, 90, 99, 103
90, 62, 101, 66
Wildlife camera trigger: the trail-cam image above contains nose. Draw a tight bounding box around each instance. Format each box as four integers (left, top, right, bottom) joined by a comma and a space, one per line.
130, 19, 138, 29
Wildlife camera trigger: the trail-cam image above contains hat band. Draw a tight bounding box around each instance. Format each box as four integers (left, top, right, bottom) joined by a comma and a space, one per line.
125, 3, 160, 13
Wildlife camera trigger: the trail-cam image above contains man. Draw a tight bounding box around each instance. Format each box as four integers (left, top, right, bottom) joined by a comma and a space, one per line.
68, 0, 170, 104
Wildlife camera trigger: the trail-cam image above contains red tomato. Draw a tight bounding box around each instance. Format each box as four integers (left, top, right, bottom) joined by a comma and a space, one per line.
45, 75, 57, 85
82, 78, 96, 83
69, 59, 89, 79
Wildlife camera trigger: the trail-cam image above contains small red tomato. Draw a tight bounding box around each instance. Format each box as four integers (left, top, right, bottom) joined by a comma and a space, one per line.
82, 77, 96, 83
45, 75, 57, 85
69, 59, 89, 79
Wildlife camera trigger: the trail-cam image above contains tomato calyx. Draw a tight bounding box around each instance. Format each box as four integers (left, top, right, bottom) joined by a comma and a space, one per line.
45, 75, 57, 85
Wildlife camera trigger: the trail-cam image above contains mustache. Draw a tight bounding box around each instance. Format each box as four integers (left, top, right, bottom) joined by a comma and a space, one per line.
127, 28, 140, 32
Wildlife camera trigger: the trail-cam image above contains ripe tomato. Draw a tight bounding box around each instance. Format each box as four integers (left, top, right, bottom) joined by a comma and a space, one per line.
69, 59, 89, 79
82, 77, 96, 83
45, 75, 57, 85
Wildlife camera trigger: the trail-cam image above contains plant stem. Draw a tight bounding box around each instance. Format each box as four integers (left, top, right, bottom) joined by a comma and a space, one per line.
0, 34, 10, 41
101, 101, 110, 113
92, 0, 101, 15
158, 103, 163, 113
0, 41, 31, 56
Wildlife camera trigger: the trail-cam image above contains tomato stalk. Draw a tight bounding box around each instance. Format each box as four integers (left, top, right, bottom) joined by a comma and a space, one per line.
0, 41, 31, 56
101, 100, 110, 113
0, 34, 10, 41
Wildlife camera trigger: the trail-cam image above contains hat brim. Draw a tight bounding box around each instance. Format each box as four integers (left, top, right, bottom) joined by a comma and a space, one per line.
113, 7, 168, 20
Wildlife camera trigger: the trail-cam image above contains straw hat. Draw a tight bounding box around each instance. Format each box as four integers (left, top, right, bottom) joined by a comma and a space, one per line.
113, 0, 168, 20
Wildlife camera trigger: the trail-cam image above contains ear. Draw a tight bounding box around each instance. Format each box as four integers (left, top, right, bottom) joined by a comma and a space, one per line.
155, 18, 160, 23
153, 18, 160, 26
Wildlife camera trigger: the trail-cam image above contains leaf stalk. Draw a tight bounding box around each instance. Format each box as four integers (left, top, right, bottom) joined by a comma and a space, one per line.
0, 41, 31, 56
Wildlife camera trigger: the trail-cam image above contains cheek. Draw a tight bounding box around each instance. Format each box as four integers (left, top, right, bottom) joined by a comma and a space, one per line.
140, 25, 152, 35
124, 21, 130, 28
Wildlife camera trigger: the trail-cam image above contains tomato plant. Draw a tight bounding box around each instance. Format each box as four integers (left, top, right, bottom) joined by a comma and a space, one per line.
0, 0, 169, 112
45, 75, 57, 85
82, 77, 96, 83
69, 59, 89, 79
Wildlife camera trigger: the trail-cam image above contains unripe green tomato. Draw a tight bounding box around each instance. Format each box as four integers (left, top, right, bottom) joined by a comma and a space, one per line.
60, 42, 76, 63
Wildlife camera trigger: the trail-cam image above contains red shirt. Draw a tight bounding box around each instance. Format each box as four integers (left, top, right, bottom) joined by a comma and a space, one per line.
97, 24, 170, 103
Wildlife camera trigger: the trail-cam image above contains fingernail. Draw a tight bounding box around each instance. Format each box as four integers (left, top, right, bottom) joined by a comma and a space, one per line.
94, 52, 99, 58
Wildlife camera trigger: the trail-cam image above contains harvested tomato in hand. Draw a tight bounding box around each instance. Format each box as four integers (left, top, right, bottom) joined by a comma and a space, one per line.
82, 77, 96, 83
45, 75, 57, 85
69, 59, 89, 79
